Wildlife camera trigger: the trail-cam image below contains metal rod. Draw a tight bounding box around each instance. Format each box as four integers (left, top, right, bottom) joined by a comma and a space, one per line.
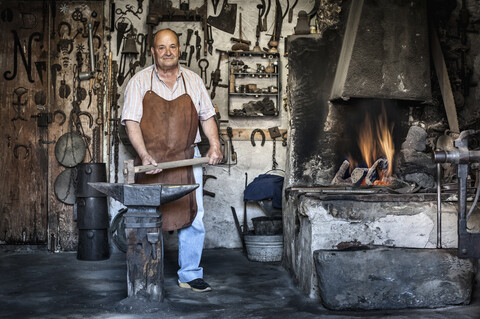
88, 23, 95, 73
436, 163, 442, 248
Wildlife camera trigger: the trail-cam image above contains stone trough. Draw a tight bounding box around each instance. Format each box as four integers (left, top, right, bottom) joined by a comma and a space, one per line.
314, 246, 477, 310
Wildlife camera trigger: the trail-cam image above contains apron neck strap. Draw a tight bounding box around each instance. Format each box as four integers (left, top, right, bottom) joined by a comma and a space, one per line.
150, 66, 188, 95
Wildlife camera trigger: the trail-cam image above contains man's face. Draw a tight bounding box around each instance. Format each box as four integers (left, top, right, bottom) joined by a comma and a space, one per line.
151, 30, 180, 71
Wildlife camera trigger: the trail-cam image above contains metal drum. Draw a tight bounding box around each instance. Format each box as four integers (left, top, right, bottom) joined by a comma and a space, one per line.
75, 163, 107, 197
76, 197, 109, 229
77, 229, 110, 261
75, 163, 109, 261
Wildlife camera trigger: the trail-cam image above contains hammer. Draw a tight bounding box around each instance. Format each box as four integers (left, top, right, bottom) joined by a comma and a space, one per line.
123, 157, 210, 184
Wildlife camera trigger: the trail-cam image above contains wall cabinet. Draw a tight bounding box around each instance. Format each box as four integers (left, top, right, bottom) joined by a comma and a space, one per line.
227, 51, 281, 117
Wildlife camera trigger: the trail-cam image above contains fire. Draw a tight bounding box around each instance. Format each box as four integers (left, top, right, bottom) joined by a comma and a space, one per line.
357, 105, 395, 181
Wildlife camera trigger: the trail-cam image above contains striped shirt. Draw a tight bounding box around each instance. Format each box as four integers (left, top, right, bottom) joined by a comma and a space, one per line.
121, 64, 216, 143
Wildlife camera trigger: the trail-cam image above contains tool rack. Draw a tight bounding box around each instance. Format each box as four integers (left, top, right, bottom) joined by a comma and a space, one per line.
227, 51, 281, 117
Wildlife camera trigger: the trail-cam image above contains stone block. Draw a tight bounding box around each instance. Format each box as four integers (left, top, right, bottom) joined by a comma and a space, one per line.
314, 247, 477, 310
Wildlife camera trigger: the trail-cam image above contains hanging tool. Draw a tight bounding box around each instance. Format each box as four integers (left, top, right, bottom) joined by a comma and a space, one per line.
195, 31, 201, 61
250, 129, 266, 146
211, 0, 220, 14
209, 49, 228, 100
288, 0, 298, 23
78, 23, 96, 81
262, 0, 271, 31
268, 0, 283, 53
254, 4, 264, 52
198, 58, 209, 84
11, 87, 28, 122
187, 45, 195, 67
227, 126, 236, 162
180, 28, 193, 61
207, 0, 237, 35
51, 64, 61, 99
231, 13, 250, 51
268, 126, 281, 170
116, 19, 131, 55
207, 24, 214, 55
137, 33, 147, 67
203, 174, 217, 197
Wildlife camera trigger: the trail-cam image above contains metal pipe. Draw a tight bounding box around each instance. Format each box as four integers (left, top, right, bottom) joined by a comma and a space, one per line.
88, 23, 95, 74
436, 163, 442, 248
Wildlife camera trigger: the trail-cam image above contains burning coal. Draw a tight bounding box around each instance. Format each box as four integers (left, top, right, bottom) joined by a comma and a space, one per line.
332, 104, 395, 186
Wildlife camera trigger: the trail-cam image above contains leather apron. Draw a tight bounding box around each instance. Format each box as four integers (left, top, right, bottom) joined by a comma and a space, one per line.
136, 69, 199, 231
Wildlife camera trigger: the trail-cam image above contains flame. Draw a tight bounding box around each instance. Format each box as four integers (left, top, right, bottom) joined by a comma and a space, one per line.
357, 105, 395, 180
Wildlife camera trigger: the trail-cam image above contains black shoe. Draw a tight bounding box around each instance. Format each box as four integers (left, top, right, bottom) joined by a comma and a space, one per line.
178, 278, 212, 292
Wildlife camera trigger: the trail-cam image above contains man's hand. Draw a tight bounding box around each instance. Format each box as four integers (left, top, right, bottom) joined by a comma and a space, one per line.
125, 120, 163, 175
207, 145, 223, 165
141, 153, 163, 175
201, 117, 223, 165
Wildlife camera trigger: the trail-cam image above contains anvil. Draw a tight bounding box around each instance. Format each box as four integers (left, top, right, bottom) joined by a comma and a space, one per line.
88, 182, 198, 302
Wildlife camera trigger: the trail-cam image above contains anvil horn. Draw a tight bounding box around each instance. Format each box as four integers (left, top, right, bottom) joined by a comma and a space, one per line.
88, 182, 199, 206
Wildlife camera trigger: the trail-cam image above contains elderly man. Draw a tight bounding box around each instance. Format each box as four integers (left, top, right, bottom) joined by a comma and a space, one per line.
121, 28, 223, 292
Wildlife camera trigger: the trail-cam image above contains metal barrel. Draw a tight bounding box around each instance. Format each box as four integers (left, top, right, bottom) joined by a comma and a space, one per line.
77, 229, 110, 261
76, 197, 109, 229
75, 163, 107, 197
75, 163, 109, 261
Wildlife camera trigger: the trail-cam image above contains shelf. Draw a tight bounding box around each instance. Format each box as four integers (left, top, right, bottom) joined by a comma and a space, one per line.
228, 50, 281, 118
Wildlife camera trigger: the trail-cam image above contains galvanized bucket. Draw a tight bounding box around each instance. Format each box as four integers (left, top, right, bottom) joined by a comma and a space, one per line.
244, 234, 283, 262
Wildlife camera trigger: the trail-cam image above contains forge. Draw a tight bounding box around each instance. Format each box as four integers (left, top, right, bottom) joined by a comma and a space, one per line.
283, 0, 479, 310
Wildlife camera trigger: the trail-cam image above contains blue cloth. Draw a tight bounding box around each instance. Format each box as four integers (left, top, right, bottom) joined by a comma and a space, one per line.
243, 174, 284, 208
177, 147, 205, 283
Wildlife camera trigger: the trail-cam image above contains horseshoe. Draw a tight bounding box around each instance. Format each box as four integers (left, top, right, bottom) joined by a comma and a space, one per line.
78, 111, 93, 128
58, 21, 71, 38
14, 143, 30, 159
53, 110, 66, 126
251, 129, 266, 147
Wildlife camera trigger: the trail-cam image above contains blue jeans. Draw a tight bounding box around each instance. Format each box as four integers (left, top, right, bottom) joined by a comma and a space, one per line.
177, 147, 205, 283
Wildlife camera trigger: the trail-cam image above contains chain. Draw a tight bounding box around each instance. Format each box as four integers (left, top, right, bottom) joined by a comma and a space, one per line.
272, 138, 278, 170
93, 126, 100, 163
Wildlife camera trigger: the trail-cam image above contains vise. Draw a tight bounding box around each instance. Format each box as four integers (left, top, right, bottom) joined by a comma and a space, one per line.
434, 130, 480, 258
89, 182, 198, 301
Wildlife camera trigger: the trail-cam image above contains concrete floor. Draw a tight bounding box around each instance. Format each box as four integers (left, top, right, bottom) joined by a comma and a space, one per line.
0, 247, 479, 319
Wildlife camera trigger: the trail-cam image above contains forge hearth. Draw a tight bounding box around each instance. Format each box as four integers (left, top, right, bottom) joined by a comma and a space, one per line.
283, 0, 479, 309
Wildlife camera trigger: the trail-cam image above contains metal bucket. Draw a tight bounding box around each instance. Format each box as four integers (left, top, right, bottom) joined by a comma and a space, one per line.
75, 163, 107, 197
76, 197, 109, 229
77, 229, 110, 261
244, 234, 283, 262
252, 216, 282, 235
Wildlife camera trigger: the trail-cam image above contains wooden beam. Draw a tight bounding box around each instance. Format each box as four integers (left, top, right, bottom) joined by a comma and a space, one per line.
220, 128, 287, 141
